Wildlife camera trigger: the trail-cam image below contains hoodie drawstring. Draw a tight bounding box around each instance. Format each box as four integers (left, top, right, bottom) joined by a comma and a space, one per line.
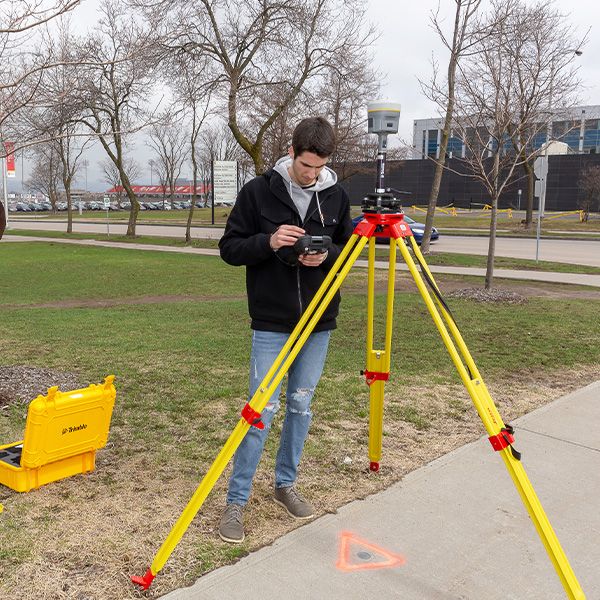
316, 191, 325, 227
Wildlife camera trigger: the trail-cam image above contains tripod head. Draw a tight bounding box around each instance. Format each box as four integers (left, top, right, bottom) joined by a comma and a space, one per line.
361, 192, 402, 214
361, 189, 411, 215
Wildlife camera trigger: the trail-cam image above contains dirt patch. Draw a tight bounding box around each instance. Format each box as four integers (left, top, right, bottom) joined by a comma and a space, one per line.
446, 287, 527, 304
0, 366, 597, 599
0, 366, 82, 407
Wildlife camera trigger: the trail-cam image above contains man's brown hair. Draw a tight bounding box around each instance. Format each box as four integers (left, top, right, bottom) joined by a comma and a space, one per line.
292, 117, 336, 158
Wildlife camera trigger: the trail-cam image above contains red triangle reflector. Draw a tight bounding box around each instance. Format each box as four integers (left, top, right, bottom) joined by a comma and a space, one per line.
336, 531, 406, 572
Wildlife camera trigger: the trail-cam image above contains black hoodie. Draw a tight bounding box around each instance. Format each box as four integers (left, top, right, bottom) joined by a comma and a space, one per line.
218, 166, 353, 332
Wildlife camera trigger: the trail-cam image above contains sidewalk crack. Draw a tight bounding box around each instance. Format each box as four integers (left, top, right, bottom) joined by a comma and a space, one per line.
518, 426, 600, 453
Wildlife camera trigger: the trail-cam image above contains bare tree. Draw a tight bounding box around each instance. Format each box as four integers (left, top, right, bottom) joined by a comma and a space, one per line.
579, 165, 600, 221
504, 1, 583, 228
26, 145, 61, 210
36, 18, 89, 232
429, 0, 583, 288
100, 156, 141, 207
147, 116, 189, 208
138, 0, 377, 174
73, 0, 160, 237
0, 1, 82, 142
420, 0, 484, 253
168, 53, 215, 242
450, 0, 560, 288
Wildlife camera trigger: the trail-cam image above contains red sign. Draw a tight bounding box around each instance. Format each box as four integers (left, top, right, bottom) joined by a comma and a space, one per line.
4, 142, 15, 177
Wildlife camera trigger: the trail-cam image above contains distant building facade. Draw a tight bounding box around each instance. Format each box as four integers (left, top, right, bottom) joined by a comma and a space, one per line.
412, 105, 600, 160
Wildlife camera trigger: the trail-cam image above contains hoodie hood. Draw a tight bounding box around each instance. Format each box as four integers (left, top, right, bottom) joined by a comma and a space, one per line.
273, 156, 338, 192
272, 156, 338, 223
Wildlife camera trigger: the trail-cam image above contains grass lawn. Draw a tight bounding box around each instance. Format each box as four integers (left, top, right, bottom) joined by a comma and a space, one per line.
6, 229, 600, 276
0, 242, 599, 599
7, 228, 221, 250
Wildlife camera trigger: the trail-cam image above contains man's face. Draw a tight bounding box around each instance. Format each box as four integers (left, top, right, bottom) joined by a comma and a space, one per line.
288, 149, 329, 187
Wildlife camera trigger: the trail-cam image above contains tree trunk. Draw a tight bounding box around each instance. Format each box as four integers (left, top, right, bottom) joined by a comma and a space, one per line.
64, 176, 73, 234
485, 196, 498, 290
485, 154, 500, 290
422, 96, 454, 253
250, 142, 264, 175
120, 169, 140, 237
186, 146, 198, 244
50, 188, 58, 213
421, 2, 463, 254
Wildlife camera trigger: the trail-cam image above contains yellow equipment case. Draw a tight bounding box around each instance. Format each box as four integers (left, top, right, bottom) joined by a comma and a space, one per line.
0, 375, 116, 492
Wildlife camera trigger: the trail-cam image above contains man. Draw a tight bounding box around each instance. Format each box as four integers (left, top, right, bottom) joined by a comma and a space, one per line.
218, 116, 353, 543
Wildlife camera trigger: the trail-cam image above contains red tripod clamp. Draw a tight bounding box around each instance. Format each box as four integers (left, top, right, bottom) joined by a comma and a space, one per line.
241, 403, 265, 429
361, 370, 390, 386
488, 425, 521, 460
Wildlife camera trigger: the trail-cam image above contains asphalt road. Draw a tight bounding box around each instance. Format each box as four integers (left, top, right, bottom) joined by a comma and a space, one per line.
6, 218, 600, 267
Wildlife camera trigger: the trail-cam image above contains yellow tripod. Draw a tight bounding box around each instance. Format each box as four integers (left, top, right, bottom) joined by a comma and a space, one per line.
132, 209, 585, 600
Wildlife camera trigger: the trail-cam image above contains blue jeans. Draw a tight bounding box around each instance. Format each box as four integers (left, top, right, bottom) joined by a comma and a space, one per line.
226, 329, 331, 506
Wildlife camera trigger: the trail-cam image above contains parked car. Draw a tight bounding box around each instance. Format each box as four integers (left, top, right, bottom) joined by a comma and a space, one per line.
351, 214, 439, 245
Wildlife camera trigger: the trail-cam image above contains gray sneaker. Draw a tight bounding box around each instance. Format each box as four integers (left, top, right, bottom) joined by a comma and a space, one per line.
219, 503, 245, 543
274, 486, 315, 519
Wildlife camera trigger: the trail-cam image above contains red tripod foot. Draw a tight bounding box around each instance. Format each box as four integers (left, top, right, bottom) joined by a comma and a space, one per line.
131, 567, 155, 590
370, 461, 380, 472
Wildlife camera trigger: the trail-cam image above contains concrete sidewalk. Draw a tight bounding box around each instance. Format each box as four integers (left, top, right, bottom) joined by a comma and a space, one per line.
3, 235, 600, 288
162, 381, 600, 600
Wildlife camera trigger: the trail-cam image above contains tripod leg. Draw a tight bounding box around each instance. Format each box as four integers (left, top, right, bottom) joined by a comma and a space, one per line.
366, 237, 397, 471
395, 237, 585, 600
132, 233, 370, 590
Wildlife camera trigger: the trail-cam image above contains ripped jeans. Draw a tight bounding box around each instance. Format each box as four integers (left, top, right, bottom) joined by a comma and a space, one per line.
226, 329, 331, 506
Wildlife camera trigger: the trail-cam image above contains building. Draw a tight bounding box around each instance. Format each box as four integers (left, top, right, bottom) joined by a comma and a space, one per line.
412, 105, 600, 160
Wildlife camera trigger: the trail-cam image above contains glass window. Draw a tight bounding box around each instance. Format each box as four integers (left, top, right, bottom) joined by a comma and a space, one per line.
552, 121, 568, 137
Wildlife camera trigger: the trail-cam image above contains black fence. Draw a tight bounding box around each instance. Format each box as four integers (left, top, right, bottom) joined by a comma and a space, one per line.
338, 154, 600, 211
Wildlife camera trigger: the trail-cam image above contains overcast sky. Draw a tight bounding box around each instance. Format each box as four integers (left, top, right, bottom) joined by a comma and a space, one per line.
370, 0, 599, 144
14, 0, 600, 192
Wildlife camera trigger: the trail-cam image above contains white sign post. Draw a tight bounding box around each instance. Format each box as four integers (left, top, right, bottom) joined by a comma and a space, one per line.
103, 196, 111, 237
212, 161, 238, 206
533, 156, 549, 262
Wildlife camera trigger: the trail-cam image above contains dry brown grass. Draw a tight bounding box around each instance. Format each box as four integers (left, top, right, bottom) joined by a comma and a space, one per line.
0, 366, 596, 600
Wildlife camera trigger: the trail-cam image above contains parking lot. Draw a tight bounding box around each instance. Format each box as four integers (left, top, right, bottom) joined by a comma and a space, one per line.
7, 199, 215, 213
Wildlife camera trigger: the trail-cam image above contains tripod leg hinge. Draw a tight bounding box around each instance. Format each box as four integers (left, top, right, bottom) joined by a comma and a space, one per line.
488, 425, 522, 461
241, 403, 265, 429
361, 370, 390, 386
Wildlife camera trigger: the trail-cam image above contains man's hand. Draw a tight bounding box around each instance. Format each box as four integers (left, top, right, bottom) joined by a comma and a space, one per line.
298, 251, 328, 267
270, 224, 305, 250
